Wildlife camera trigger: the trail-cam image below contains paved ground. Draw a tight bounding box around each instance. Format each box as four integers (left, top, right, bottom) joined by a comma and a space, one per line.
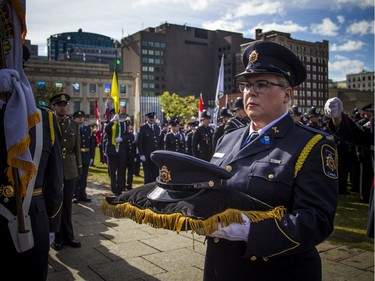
47, 182, 374, 281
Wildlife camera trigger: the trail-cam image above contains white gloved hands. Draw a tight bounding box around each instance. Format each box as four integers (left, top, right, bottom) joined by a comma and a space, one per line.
324, 97, 343, 118
115, 137, 123, 143
111, 114, 119, 122
210, 213, 250, 242
49, 233, 55, 245
140, 155, 146, 162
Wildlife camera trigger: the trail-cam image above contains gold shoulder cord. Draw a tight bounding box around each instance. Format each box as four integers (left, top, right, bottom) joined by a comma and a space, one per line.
48, 111, 55, 145
294, 134, 323, 178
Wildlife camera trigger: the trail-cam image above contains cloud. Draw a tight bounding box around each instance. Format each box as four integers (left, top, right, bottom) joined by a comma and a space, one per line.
337, 15, 345, 24
250, 21, 307, 35
311, 18, 340, 36
347, 20, 375, 36
132, 0, 209, 10
335, 0, 374, 9
233, 1, 286, 18
329, 55, 366, 80
202, 19, 244, 32
331, 40, 365, 51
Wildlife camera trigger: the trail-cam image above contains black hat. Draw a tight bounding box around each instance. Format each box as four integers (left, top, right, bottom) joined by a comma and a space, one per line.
188, 121, 199, 127
169, 121, 179, 127
147, 150, 232, 202
50, 93, 70, 104
219, 107, 233, 118
145, 112, 156, 118
73, 110, 85, 119
200, 110, 211, 120
110, 108, 115, 114
235, 41, 306, 87
289, 105, 302, 117
362, 103, 374, 112
307, 106, 320, 118
233, 97, 244, 111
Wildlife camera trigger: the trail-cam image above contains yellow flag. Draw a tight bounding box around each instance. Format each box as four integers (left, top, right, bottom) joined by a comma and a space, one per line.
111, 70, 119, 114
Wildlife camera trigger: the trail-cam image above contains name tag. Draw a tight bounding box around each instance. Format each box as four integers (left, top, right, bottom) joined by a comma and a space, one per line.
270, 159, 282, 164
213, 152, 225, 158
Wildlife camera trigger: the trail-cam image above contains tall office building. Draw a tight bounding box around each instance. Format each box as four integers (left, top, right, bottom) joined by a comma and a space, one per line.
48, 28, 119, 69
121, 23, 252, 118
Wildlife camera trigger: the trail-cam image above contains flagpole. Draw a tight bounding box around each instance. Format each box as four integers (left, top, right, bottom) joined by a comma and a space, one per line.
111, 40, 121, 152
134, 72, 141, 133
213, 54, 224, 128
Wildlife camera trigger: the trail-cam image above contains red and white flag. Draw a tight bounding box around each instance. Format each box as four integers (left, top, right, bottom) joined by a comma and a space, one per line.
95, 99, 101, 128
198, 93, 204, 120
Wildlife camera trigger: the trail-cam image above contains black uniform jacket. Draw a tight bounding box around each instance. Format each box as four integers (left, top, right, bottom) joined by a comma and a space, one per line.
210, 114, 338, 259
136, 123, 162, 157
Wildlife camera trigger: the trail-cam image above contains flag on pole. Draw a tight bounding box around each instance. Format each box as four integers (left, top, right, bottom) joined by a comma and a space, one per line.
213, 54, 224, 126
110, 70, 120, 147
95, 99, 101, 128
225, 94, 229, 109
133, 73, 141, 133
198, 92, 204, 121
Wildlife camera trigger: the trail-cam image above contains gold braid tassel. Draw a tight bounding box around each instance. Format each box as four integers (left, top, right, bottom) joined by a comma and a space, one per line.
101, 199, 286, 236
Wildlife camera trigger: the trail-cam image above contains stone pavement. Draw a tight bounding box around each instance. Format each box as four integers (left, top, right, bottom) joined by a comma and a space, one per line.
47, 182, 374, 281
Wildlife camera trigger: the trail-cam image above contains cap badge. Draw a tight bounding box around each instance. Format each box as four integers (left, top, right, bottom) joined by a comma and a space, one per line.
286, 71, 291, 77
61, 94, 66, 101
160, 166, 172, 183
248, 50, 259, 64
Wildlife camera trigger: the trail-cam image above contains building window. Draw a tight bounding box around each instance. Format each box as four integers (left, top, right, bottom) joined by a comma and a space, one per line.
72, 82, 80, 93
89, 83, 96, 94
73, 100, 80, 113
104, 83, 111, 95
120, 84, 126, 94
89, 100, 95, 116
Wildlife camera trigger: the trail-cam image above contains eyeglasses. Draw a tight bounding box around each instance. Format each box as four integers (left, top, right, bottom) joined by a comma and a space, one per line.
238, 80, 286, 94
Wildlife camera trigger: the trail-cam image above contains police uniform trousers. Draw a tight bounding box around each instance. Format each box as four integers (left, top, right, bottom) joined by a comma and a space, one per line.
55, 177, 77, 243
107, 153, 126, 195
75, 161, 90, 200
142, 155, 159, 184
204, 237, 321, 281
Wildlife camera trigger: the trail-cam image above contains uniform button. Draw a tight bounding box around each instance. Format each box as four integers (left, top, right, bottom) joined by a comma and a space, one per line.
250, 256, 257, 261
263, 257, 269, 261
226, 165, 232, 172
213, 237, 220, 243
267, 174, 275, 180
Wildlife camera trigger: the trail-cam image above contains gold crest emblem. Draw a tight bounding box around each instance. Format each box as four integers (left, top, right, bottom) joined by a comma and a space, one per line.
160, 166, 172, 183
61, 94, 66, 101
248, 50, 259, 64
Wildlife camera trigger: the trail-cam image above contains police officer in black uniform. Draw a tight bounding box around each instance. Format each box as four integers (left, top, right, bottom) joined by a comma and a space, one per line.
192, 110, 215, 161
306, 106, 322, 130
224, 97, 250, 134
164, 121, 186, 153
72, 110, 91, 203
123, 119, 136, 190
104, 113, 128, 195
213, 107, 233, 148
136, 112, 163, 184
50, 93, 82, 251
185, 121, 198, 155
205, 41, 338, 281
289, 105, 303, 124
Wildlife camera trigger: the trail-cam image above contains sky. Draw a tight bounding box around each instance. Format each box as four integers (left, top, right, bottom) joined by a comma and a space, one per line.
25, 0, 374, 82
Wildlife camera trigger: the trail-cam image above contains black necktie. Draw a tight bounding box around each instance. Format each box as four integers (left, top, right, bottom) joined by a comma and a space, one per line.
241, 131, 259, 148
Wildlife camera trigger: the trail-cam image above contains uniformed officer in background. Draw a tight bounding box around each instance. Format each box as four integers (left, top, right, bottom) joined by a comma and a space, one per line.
0, 34, 63, 280
206, 41, 338, 281
185, 121, 198, 155
164, 120, 186, 153
289, 105, 303, 124
104, 113, 128, 195
50, 93, 82, 251
224, 97, 250, 134
72, 110, 91, 203
192, 110, 215, 161
123, 119, 137, 190
136, 112, 163, 184
213, 107, 233, 148
306, 106, 322, 130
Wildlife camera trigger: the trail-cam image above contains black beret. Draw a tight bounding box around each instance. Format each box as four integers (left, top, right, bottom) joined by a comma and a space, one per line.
49, 93, 71, 104
147, 150, 232, 202
145, 112, 156, 118
235, 41, 306, 87
73, 110, 85, 118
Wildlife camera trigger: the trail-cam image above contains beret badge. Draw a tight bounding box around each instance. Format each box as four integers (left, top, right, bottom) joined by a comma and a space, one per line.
248, 50, 259, 65
160, 166, 172, 183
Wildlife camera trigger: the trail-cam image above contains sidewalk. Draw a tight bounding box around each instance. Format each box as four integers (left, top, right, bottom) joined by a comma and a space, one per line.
47, 182, 374, 281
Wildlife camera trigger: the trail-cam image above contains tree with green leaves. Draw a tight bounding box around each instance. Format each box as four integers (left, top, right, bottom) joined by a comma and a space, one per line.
32, 82, 64, 107
159, 91, 199, 124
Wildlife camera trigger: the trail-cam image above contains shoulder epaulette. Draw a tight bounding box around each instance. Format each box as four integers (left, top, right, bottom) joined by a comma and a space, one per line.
295, 122, 333, 141
38, 106, 56, 145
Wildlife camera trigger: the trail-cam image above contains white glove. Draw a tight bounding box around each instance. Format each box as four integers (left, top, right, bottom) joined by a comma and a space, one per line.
324, 97, 343, 118
210, 213, 250, 242
111, 114, 119, 122
140, 155, 146, 162
115, 137, 123, 143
